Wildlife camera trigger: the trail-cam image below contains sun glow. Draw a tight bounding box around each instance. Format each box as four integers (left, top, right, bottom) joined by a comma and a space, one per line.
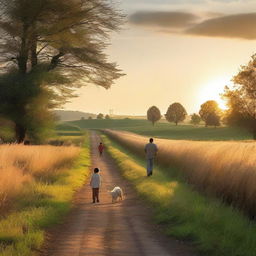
198, 77, 231, 110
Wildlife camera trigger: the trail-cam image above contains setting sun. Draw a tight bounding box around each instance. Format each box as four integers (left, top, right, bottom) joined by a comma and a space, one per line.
198, 77, 231, 110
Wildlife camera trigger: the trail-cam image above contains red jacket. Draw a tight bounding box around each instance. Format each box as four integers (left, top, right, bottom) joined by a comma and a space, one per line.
98, 144, 104, 152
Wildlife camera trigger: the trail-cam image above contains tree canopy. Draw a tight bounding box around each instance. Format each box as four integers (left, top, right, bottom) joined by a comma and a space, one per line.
0, 0, 124, 142
190, 113, 201, 126
199, 100, 221, 127
223, 54, 256, 139
205, 112, 220, 127
147, 106, 161, 125
165, 102, 187, 125
97, 113, 104, 119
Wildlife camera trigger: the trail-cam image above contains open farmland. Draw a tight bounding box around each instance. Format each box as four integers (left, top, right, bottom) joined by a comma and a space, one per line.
68, 119, 252, 141
104, 129, 256, 216
55, 123, 84, 137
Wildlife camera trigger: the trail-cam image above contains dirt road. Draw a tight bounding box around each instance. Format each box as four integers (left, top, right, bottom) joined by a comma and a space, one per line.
44, 132, 195, 256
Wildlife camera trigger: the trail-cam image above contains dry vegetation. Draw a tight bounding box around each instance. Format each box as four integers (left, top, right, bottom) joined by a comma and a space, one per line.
105, 130, 256, 216
0, 144, 80, 212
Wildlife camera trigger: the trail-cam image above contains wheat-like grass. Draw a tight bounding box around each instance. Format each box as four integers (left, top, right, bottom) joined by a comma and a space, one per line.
105, 130, 256, 216
0, 144, 80, 212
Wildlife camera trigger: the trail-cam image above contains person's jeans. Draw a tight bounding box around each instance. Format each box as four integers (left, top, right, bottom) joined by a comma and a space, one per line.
147, 158, 154, 175
92, 188, 99, 202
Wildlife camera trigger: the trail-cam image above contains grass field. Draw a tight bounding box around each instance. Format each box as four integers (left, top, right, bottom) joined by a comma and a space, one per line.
102, 133, 256, 256
55, 123, 83, 137
0, 134, 90, 255
104, 130, 256, 217
68, 119, 252, 141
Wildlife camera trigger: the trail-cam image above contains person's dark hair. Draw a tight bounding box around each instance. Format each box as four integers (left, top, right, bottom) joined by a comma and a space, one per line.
94, 168, 99, 173
100, 142, 102, 145
149, 138, 153, 143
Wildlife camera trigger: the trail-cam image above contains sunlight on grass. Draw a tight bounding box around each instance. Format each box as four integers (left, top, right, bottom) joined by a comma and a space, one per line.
102, 134, 256, 256
105, 130, 256, 217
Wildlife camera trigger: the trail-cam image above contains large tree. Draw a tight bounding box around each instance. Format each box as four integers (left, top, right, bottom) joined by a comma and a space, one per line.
199, 100, 221, 127
223, 54, 256, 139
0, 0, 123, 142
165, 102, 187, 125
147, 106, 161, 126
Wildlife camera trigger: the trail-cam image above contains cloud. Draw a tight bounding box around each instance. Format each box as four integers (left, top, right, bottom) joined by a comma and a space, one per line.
129, 11, 199, 29
130, 10, 256, 40
186, 13, 256, 39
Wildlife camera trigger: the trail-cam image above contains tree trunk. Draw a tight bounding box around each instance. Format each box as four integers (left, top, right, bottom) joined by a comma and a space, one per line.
175, 122, 178, 126
30, 36, 38, 67
18, 24, 29, 74
15, 123, 26, 144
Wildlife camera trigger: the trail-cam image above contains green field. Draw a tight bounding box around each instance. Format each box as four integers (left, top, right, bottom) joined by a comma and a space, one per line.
55, 123, 84, 136
67, 119, 252, 141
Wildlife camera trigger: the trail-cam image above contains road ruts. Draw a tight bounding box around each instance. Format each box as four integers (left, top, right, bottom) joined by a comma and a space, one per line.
43, 131, 196, 256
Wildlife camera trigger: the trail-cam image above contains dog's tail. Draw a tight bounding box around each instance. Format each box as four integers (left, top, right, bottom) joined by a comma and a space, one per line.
120, 188, 124, 200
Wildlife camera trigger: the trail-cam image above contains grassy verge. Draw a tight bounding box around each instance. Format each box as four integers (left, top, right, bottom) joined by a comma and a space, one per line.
102, 134, 256, 256
0, 135, 90, 256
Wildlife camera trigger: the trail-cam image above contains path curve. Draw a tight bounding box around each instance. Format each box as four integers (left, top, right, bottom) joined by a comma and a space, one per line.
43, 132, 196, 256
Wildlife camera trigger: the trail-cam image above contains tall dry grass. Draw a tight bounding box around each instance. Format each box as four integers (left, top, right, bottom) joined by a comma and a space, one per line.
104, 130, 256, 216
0, 144, 80, 212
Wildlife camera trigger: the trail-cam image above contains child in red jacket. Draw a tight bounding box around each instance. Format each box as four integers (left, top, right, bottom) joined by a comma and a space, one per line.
98, 142, 104, 156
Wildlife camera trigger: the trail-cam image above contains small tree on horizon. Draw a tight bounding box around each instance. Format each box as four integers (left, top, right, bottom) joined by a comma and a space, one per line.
190, 113, 201, 126
147, 106, 161, 126
165, 103, 187, 125
88, 116, 93, 120
97, 113, 104, 119
105, 114, 111, 119
199, 100, 221, 127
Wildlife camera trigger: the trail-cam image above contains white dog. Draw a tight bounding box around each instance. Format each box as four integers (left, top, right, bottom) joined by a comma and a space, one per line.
110, 186, 123, 203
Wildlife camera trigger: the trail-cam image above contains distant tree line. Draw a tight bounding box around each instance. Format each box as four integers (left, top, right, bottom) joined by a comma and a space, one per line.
147, 101, 221, 128
147, 54, 256, 139
147, 103, 187, 126
80, 113, 111, 120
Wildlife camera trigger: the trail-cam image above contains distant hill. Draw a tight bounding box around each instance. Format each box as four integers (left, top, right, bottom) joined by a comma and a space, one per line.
54, 110, 96, 121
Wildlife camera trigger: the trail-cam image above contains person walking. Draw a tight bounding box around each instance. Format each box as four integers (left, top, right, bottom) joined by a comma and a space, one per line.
90, 168, 101, 203
98, 142, 104, 156
144, 138, 158, 176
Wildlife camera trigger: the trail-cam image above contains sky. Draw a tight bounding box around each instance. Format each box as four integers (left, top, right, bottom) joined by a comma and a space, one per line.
64, 0, 256, 115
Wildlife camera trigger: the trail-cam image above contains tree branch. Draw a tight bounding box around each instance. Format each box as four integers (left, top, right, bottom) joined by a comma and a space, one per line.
48, 51, 64, 71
